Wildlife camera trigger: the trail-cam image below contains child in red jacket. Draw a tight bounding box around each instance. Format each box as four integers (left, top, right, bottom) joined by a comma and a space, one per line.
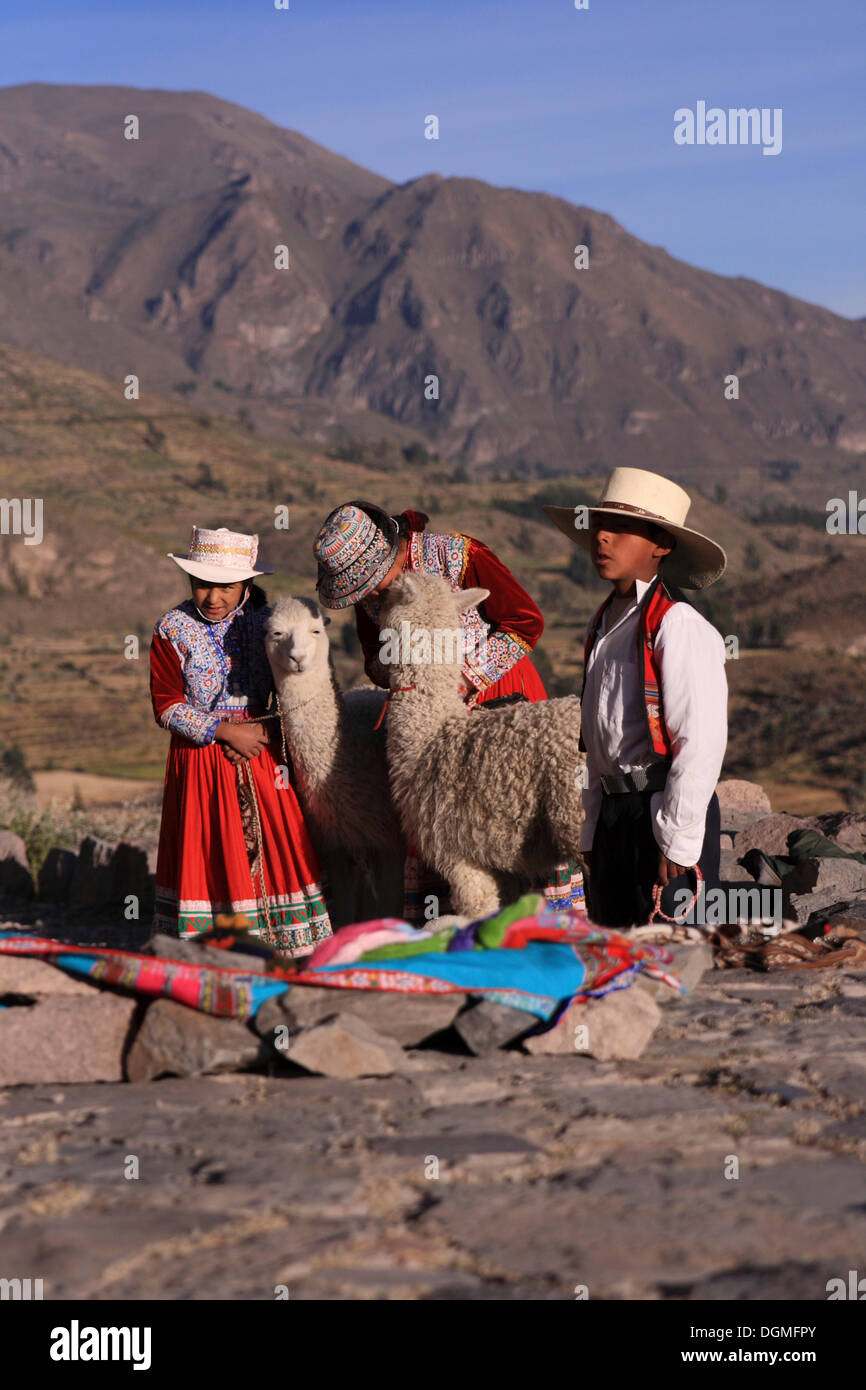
313, 500, 582, 917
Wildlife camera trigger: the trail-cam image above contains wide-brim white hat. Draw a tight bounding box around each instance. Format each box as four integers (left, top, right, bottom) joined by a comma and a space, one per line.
169, 526, 274, 583
544, 467, 726, 589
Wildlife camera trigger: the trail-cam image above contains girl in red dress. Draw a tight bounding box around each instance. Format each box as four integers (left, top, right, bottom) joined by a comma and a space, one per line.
150, 526, 331, 955
313, 501, 583, 919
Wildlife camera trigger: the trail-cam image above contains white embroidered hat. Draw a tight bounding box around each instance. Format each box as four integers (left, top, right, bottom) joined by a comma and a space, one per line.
544, 467, 727, 589
168, 526, 274, 583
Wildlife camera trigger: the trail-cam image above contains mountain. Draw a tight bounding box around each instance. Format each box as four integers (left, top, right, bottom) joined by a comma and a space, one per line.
0, 83, 864, 501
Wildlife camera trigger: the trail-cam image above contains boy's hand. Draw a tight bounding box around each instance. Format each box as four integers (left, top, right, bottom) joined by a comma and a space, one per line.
657, 851, 692, 887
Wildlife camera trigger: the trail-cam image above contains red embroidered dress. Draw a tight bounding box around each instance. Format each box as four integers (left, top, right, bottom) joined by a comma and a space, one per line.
149, 597, 332, 953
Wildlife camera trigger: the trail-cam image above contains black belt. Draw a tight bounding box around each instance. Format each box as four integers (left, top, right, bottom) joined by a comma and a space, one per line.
600, 763, 668, 795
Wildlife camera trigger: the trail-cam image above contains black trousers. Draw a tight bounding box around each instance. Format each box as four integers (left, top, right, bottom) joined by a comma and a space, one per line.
586, 789, 721, 928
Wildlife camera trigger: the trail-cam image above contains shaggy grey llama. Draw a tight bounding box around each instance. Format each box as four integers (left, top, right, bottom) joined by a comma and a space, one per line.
377, 572, 585, 918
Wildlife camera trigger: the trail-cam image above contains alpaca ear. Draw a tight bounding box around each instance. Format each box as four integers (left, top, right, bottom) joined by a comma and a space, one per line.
322, 614, 331, 626
456, 587, 490, 613
390, 571, 421, 601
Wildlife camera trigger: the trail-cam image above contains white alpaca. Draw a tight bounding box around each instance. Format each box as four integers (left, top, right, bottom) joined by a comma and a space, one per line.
378, 572, 586, 919
264, 596, 403, 859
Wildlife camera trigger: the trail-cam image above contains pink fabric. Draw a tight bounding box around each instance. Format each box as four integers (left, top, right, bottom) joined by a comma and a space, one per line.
307, 919, 422, 969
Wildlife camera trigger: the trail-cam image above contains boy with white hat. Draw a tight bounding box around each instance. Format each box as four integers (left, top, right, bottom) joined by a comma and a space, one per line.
545, 468, 728, 928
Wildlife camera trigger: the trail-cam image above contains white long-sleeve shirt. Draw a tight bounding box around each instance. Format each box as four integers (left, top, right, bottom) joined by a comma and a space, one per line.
580, 576, 728, 865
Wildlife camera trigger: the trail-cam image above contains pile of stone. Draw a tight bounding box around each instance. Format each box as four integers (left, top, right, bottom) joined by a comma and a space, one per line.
0, 926, 717, 1087
716, 780, 866, 927
2, 777, 865, 1088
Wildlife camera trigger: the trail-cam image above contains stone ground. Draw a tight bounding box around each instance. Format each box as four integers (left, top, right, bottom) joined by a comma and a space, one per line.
1, 962, 865, 1301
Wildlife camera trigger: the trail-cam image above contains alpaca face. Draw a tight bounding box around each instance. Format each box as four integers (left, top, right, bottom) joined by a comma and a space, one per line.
265, 597, 330, 678
378, 573, 489, 694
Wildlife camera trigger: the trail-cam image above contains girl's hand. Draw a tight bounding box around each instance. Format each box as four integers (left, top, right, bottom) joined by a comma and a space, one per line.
216, 722, 268, 760
221, 744, 245, 766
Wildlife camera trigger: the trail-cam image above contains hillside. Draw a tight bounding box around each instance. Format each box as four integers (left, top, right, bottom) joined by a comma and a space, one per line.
0, 82, 864, 500
0, 341, 862, 810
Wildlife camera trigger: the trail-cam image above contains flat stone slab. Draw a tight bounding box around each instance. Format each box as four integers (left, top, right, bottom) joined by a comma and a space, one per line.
0, 953, 100, 996
368, 1131, 539, 1159
147, 933, 269, 973
255, 985, 464, 1049
0, 994, 137, 1085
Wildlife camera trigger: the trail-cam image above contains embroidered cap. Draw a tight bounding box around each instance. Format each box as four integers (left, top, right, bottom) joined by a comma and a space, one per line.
543, 467, 727, 589
168, 526, 274, 583
314, 500, 400, 609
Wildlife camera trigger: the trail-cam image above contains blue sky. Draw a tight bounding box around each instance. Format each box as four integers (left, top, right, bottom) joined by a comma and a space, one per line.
1, 0, 864, 316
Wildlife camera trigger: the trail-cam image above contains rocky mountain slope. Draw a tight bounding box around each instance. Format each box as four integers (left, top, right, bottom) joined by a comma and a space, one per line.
0, 82, 864, 495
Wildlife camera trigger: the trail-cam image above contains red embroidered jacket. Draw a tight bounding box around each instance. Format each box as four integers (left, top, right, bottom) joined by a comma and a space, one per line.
355, 510, 547, 703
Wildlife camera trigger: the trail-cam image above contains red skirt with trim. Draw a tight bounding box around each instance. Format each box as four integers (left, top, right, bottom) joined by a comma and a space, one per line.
154, 732, 332, 956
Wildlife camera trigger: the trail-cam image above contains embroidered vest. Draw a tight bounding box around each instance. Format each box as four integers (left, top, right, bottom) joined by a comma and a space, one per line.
579, 576, 682, 757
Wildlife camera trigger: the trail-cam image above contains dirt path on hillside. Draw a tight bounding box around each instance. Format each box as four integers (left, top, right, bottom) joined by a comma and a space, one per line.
33, 771, 162, 807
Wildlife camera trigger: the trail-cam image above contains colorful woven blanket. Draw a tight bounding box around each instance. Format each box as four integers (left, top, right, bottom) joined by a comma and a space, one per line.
293, 893, 683, 1019
0, 930, 293, 1021
0, 895, 683, 1025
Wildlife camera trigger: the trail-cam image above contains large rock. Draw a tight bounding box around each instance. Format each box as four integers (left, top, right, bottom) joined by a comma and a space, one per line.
716, 779, 771, 814
285, 1012, 407, 1078
0, 952, 98, 996
637, 942, 714, 1004
811, 858, 866, 897
815, 813, 866, 856
453, 998, 534, 1054
125, 997, 263, 1082
524, 985, 662, 1059
254, 984, 464, 1048
719, 848, 756, 883
788, 891, 855, 928
0, 994, 137, 1085
735, 814, 813, 858
36, 845, 78, 903
0, 829, 33, 900
70, 837, 155, 915
147, 932, 269, 973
